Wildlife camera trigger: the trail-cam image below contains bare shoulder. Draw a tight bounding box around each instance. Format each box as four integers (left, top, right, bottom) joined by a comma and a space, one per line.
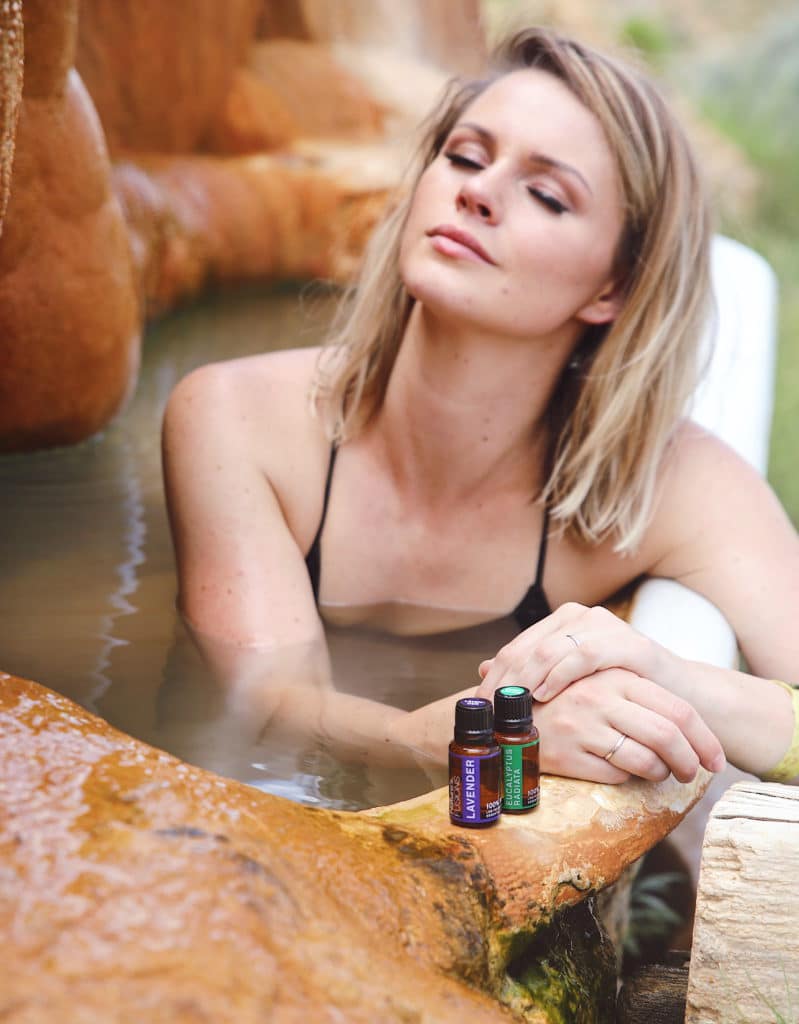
643, 419, 795, 580
637, 422, 799, 680
163, 346, 330, 545
661, 419, 768, 497
166, 346, 324, 454
165, 347, 320, 437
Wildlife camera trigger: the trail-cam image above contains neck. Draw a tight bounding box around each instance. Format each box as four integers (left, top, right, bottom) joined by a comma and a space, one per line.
373, 302, 579, 505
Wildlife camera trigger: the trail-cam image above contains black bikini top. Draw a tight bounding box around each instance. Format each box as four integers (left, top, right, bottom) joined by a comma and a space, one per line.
305, 446, 552, 632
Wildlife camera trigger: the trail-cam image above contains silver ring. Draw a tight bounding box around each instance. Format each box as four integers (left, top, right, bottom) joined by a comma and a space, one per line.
603, 733, 628, 762
565, 633, 580, 649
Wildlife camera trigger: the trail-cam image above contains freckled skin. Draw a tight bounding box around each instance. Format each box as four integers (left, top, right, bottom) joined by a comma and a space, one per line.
161, 62, 799, 788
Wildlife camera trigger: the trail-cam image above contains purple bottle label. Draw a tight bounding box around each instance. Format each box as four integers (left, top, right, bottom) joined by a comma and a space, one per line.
449, 750, 501, 825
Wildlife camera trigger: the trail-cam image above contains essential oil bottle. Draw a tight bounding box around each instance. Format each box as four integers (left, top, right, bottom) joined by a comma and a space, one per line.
494, 685, 540, 813
449, 697, 501, 828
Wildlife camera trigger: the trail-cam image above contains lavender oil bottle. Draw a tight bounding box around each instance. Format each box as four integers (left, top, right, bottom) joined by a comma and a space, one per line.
449, 698, 501, 828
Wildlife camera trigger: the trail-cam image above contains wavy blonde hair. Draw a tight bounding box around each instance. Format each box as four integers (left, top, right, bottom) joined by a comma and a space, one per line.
311, 27, 713, 552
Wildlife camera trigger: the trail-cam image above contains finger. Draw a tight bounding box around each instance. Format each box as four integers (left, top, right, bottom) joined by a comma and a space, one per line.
488, 603, 647, 701
479, 605, 591, 694
626, 675, 725, 770
543, 745, 631, 784
532, 619, 654, 701
477, 653, 518, 696
474, 677, 494, 700
478, 659, 492, 679
527, 632, 593, 701
607, 683, 722, 780
591, 727, 672, 782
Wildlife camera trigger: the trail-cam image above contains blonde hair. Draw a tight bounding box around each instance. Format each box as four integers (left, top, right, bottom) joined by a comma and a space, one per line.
311, 27, 713, 552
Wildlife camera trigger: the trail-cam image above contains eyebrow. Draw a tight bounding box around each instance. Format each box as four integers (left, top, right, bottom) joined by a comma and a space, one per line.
456, 122, 594, 197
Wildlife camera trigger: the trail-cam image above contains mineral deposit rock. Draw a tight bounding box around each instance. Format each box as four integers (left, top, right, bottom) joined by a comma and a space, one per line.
245, 39, 385, 141
0, 0, 140, 451
265, 0, 487, 73
112, 148, 395, 317
75, 0, 262, 155
0, 670, 710, 1023
0, 0, 23, 232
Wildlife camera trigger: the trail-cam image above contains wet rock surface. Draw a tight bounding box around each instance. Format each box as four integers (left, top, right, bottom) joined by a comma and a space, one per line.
0, 0, 459, 450
75, 0, 262, 155
0, 671, 708, 1022
0, 0, 23, 231
112, 150, 393, 318
0, 0, 140, 452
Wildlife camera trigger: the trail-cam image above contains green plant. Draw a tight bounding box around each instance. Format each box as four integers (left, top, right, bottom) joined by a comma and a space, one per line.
623, 870, 684, 959
619, 15, 674, 67
689, 11, 799, 526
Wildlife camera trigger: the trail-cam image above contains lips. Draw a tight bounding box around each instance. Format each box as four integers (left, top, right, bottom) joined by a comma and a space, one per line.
425, 225, 496, 265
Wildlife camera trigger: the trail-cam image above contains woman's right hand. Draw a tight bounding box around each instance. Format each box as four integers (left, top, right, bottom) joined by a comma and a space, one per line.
534, 667, 725, 784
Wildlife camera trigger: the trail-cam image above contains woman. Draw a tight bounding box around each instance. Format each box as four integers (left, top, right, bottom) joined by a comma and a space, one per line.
162, 28, 799, 787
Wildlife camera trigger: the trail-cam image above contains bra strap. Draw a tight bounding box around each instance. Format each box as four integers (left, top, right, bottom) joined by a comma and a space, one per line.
534, 503, 550, 587
305, 445, 338, 601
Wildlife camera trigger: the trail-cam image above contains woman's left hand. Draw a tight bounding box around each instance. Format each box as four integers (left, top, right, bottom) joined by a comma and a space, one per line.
476, 602, 674, 702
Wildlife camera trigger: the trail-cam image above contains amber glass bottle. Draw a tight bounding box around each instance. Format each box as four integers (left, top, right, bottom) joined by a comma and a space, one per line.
494, 685, 540, 813
448, 697, 501, 828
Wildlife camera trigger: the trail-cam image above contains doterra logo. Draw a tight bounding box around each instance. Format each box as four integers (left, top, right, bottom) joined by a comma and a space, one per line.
463, 758, 478, 820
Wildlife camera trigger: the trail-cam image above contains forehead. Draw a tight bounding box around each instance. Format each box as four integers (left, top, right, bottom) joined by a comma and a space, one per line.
459, 69, 618, 189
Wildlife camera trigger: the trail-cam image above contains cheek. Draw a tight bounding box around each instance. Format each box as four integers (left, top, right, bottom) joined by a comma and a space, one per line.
514, 221, 617, 298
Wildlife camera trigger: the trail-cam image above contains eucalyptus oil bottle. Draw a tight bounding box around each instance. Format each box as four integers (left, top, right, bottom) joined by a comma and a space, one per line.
494, 685, 539, 812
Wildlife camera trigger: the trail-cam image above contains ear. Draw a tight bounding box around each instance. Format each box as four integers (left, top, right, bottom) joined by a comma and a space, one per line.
575, 280, 624, 326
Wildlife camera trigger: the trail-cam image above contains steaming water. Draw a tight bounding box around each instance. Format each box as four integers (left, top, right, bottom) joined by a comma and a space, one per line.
0, 285, 500, 810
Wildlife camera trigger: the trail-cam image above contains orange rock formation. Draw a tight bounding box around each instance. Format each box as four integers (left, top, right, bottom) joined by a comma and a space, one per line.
0, 0, 140, 451
0, 670, 709, 1021
0, 0, 475, 449
74, 0, 262, 155
0, 0, 23, 230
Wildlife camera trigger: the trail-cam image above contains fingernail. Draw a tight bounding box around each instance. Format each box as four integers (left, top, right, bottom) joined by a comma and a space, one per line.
710, 753, 726, 773
532, 686, 548, 701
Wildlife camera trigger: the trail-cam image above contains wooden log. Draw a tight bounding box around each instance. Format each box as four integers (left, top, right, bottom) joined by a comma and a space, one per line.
685, 781, 799, 1024
616, 963, 689, 1024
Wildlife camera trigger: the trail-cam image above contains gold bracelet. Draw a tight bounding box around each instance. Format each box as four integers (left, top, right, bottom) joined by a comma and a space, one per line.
762, 680, 799, 784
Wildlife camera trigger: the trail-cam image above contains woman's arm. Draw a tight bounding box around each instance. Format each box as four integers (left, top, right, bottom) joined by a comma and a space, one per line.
188, 624, 724, 785
391, 667, 724, 784
162, 352, 328, 648
163, 379, 742, 786
477, 427, 799, 781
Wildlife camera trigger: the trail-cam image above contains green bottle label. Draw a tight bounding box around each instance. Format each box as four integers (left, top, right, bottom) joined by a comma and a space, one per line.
500, 740, 540, 810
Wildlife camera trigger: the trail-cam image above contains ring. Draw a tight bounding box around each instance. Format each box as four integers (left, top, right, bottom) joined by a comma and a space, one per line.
565, 633, 580, 649
603, 733, 628, 762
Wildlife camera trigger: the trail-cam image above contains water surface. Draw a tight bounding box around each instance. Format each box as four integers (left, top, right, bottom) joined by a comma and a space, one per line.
0, 286, 479, 809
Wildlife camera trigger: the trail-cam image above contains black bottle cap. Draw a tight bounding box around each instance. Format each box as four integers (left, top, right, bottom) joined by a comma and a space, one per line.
453, 697, 494, 744
494, 685, 533, 733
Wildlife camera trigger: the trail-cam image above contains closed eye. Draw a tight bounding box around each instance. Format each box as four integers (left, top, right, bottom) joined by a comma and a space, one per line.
444, 152, 483, 171
529, 187, 568, 215
445, 151, 569, 214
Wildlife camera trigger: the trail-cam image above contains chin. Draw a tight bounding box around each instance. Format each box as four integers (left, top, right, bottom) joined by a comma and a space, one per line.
401, 254, 468, 314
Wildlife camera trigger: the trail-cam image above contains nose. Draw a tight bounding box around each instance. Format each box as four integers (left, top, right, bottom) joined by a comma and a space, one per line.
455, 173, 499, 223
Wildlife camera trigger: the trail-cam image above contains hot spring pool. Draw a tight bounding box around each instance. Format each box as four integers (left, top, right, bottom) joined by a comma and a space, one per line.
0, 285, 503, 810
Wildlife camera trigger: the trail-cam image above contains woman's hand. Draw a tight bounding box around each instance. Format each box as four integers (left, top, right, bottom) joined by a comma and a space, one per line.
477, 602, 675, 702
528, 668, 725, 783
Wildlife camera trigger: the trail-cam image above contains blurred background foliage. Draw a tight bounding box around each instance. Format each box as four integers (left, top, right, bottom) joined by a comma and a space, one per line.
483, 0, 799, 525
